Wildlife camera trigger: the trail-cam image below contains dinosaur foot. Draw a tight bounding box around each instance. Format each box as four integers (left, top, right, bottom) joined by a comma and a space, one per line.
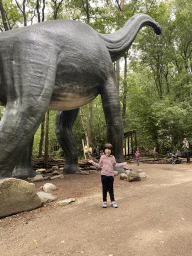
12, 166, 37, 179
63, 164, 81, 174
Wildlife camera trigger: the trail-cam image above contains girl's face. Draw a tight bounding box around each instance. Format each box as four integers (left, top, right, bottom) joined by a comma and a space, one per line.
105, 148, 111, 156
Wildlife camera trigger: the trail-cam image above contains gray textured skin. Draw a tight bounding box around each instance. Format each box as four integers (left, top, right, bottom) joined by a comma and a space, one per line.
0, 14, 161, 179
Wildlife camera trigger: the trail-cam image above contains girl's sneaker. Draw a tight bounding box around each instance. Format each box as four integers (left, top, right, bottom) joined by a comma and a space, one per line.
111, 201, 118, 208
102, 202, 107, 208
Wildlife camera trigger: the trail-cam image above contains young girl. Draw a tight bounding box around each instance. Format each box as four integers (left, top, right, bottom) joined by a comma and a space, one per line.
88, 143, 127, 208
135, 150, 140, 166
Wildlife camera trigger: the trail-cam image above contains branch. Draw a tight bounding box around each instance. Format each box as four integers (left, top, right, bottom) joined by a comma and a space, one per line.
36, 0, 41, 23
115, 0, 123, 12
145, 0, 155, 14
15, 0, 23, 14
0, 0, 9, 31
42, 0, 46, 22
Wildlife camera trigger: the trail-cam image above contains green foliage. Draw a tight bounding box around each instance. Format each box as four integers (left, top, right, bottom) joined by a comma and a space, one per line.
0, 106, 4, 119
0, 0, 22, 30
32, 111, 57, 158
73, 95, 107, 155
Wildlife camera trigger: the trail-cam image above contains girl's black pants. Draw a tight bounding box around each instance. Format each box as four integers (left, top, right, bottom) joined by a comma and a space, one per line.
101, 175, 115, 202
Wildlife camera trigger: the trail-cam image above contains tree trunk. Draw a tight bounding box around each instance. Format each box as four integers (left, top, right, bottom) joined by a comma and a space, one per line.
88, 103, 92, 147
83, 0, 92, 147
122, 52, 127, 125
36, 0, 41, 22
115, 0, 124, 93
44, 110, 49, 167
53, 0, 64, 20
0, 0, 9, 31
80, 108, 89, 146
23, 0, 27, 26
38, 116, 45, 157
42, 0, 46, 22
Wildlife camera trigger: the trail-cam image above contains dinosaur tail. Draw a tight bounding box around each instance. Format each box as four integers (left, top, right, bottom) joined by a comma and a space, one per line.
99, 13, 161, 62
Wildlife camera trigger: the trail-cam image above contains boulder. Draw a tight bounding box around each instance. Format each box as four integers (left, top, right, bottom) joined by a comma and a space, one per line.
37, 192, 57, 203
125, 170, 131, 175
31, 174, 44, 182
120, 173, 128, 180
127, 171, 141, 182
0, 178, 43, 218
43, 183, 57, 193
139, 172, 146, 178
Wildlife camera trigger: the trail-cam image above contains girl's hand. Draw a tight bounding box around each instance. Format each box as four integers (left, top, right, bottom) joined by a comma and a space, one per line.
88, 159, 93, 164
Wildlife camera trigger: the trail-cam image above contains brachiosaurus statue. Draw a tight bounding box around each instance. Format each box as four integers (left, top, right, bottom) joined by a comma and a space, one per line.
0, 14, 161, 179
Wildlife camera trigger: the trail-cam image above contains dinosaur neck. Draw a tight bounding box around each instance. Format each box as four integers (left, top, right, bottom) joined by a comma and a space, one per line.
99, 13, 161, 62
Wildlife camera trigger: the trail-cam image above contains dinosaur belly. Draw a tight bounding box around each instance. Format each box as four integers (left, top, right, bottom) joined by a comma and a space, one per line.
48, 90, 97, 111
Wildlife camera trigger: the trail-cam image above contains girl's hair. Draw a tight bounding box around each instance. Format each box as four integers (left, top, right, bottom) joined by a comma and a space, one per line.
104, 143, 113, 150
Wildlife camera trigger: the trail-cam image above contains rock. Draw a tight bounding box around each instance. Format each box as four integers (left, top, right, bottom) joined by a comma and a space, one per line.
36, 168, 46, 174
89, 170, 98, 174
0, 178, 43, 218
123, 166, 131, 170
59, 167, 64, 172
127, 171, 141, 182
120, 173, 128, 180
37, 192, 57, 203
114, 171, 119, 176
139, 172, 146, 178
125, 170, 131, 175
52, 170, 60, 175
43, 183, 57, 193
90, 166, 97, 170
83, 166, 97, 170
45, 169, 52, 173
50, 174, 64, 180
56, 198, 76, 206
31, 174, 44, 182
76, 171, 90, 175
52, 166, 59, 171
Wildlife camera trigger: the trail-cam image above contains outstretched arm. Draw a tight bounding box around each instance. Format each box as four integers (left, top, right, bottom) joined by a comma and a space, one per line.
114, 162, 127, 168
88, 158, 102, 168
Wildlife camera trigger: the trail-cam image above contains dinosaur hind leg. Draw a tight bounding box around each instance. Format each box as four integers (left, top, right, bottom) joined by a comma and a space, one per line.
55, 109, 81, 174
101, 77, 124, 173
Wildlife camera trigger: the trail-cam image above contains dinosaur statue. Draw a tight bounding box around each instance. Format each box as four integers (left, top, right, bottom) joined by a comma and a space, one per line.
0, 13, 161, 179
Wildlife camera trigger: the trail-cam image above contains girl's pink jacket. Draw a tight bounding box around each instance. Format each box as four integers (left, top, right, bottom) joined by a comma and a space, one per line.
91, 155, 127, 177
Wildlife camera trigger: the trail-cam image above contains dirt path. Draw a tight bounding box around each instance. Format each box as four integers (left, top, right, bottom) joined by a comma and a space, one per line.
1, 163, 192, 256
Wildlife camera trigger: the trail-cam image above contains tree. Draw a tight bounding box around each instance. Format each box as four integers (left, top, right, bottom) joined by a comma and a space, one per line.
0, 0, 9, 31
0, 0, 23, 30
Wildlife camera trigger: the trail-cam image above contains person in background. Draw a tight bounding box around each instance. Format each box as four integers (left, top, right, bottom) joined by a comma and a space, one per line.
88, 143, 127, 208
135, 150, 140, 166
183, 138, 190, 164
95, 145, 100, 160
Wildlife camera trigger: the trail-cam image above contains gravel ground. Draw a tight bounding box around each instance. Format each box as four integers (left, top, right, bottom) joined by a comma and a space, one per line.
1, 161, 192, 256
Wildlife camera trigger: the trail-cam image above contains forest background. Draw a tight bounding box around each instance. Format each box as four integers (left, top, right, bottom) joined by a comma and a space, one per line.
0, 0, 191, 162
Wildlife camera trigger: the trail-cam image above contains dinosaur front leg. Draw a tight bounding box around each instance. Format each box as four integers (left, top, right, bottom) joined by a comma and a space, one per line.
101, 77, 124, 172
0, 47, 57, 179
55, 109, 81, 174
12, 136, 36, 179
